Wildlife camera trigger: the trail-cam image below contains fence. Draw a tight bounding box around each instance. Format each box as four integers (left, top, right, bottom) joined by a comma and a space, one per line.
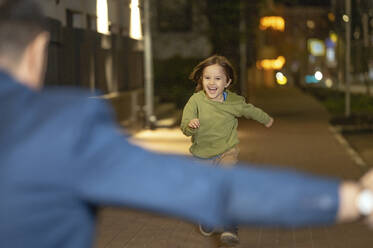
44, 17, 144, 94
44, 17, 145, 129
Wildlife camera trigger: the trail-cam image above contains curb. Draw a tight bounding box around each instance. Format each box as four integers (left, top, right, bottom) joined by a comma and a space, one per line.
329, 125, 367, 169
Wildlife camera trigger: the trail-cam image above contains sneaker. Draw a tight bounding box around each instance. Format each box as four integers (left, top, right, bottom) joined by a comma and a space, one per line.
198, 224, 215, 236
220, 231, 240, 246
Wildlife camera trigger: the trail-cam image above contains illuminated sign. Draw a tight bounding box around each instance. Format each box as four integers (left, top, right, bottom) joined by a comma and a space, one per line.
256, 56, 286, 70
307, 39, 325, 56
330, 32, 338, 43
305, 75, 319, 84
259, 16, 285, 31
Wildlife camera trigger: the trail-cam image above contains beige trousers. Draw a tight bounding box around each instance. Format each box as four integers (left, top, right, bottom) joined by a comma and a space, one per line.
193, 146, 239, 167
211, 146, 240, 167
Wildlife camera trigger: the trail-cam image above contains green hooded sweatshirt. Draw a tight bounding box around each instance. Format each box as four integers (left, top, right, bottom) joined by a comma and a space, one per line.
180, 90, 272, 158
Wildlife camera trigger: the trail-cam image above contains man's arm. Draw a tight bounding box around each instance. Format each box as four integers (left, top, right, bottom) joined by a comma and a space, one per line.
71, 99, 366, 228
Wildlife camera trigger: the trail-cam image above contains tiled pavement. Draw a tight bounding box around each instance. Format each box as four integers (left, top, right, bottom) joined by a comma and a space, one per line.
95, 86, 373, 248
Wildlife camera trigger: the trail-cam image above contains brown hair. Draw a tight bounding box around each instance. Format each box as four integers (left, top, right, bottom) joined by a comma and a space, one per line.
0, 0, 46, 64
189, 55, 236, 92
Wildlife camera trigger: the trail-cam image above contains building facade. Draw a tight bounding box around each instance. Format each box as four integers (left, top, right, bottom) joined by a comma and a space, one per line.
36, 0, 145, 129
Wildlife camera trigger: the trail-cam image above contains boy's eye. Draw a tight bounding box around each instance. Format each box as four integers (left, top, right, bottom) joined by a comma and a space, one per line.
215, 77, 221, 80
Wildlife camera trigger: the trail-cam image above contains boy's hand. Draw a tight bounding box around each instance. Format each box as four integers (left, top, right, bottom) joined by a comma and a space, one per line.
188, 118, 200, 129
265, 118, 274, 128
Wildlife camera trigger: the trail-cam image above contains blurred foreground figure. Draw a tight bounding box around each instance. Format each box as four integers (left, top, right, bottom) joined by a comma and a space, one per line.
1, 1, 373, 248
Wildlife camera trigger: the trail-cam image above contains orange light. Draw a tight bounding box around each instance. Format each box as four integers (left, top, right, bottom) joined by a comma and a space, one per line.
256, 56, 286, 70
328, 12, 335, 22
259, 16, 285, 31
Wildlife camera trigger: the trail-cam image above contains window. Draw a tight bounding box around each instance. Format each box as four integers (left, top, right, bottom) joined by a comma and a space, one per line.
66, 9, 84, 29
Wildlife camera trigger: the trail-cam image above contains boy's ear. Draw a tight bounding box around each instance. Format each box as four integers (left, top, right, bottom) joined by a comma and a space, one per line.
225, 78, 232, 88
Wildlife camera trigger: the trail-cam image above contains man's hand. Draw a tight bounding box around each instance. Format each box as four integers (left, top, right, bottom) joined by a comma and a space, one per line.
360, 169, 373, 189
188, 118, 200, 129
359, 169, 373, 228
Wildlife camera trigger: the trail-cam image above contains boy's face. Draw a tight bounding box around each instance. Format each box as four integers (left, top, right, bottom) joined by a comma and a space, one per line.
202, 64, 231, 102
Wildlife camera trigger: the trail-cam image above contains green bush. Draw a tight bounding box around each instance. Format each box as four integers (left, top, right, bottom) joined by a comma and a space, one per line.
154, 57, 201, 109
304, 86, 373, 124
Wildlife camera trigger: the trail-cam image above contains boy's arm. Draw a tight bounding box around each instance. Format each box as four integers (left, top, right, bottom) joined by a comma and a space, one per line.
242, 102, 272, 126
180, 97, 199, 136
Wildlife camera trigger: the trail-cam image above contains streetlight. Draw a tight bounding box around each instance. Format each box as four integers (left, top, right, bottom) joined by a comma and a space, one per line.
315, 71, 323, 81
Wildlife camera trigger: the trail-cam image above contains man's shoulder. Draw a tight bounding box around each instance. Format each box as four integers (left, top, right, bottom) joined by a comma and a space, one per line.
0, 86, 114, 160
41, 87, 109, 112
25, 87, 114, 147
41, 86, 97, 103
31, 87, 113, 127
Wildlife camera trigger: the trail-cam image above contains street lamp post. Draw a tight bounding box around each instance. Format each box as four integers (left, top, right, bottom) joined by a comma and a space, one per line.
345, 0, 351, 117
143, 0, 155, 128
239, 0, 247, 99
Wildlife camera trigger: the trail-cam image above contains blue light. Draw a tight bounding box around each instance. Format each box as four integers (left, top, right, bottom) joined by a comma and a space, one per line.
305, 75, 319, 84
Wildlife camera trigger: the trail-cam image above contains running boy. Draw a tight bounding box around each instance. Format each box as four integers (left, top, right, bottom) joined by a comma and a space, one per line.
180, 55, 274, 246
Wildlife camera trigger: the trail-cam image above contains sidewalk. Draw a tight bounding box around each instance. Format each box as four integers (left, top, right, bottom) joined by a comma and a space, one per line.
95, 86, 373, 248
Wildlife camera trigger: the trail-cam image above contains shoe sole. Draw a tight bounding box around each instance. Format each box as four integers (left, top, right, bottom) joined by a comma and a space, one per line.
198, 225, 214, 237
220, 233, 240, 246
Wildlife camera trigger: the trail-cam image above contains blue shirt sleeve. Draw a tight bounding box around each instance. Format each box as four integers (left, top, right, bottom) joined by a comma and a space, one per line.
225, 165, 340, 227
72, 99, 340, 228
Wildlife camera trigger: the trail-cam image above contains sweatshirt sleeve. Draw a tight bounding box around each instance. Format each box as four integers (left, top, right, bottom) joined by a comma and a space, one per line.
71, 98, 340, 229
225, 165, 340, 227
241, 102, 272, 125
180, 96, 198, 136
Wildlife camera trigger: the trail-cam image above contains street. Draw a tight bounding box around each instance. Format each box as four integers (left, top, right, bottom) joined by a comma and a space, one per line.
95, 86, 373, 248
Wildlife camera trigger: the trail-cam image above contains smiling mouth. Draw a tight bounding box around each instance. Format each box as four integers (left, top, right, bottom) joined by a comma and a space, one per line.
207, 86, 217, 93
